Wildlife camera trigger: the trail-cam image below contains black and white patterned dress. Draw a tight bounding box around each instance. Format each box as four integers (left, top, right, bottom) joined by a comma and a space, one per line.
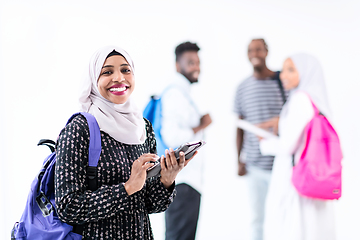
55, 115, 175, 239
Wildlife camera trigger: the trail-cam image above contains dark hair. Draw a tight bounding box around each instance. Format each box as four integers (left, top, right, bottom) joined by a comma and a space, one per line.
251, 38, 268, 51
106, 50, 124, 59
175, 41, 200, 61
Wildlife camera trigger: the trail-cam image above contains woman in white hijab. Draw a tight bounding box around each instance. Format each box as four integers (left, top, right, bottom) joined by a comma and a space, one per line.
259, 53, 336, 240
55, 46, 194, 239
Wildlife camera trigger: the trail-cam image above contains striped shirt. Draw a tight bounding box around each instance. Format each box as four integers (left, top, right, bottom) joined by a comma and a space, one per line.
234, 73, 286, 170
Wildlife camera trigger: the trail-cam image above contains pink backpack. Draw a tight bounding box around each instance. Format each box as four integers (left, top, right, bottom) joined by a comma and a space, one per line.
291, 98, 343, 200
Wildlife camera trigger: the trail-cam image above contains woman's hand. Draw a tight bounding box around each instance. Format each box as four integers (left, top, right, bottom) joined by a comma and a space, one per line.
160, 148, 198, 189
256, 116, 280, 135
256, 136, 264, 141
124, 154, 157, 195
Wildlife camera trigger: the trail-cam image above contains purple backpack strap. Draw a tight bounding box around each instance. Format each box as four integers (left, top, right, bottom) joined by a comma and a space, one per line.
79, 112, 101, 167
66, 112, 101, 235
66, 112, 101, 191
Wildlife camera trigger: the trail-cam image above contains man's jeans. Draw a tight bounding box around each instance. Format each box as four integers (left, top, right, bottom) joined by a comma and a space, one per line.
246, 166, 272, 240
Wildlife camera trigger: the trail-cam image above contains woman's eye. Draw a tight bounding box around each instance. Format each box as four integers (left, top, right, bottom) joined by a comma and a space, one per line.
101, 71, 112, 75
121, 68, 131, 73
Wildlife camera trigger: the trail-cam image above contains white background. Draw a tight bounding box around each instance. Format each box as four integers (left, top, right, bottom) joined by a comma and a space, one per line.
1, 0, 359, 239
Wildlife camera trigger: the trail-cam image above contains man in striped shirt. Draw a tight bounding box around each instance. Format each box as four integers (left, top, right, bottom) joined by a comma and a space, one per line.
234, 39, 286, 240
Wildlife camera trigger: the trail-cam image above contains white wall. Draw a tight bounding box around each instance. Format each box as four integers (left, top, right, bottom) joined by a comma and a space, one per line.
1, 0, 359, 239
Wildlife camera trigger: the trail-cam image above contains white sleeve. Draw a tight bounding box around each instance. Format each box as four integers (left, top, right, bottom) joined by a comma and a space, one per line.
260, 92, 314, 156
161, 88, 196, 148
259, 136, 280, 156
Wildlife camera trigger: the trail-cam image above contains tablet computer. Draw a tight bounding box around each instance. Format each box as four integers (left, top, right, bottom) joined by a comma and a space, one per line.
146, 140, 206, 179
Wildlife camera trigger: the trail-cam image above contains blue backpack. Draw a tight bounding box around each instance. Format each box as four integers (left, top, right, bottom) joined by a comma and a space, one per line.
143, 86, 198, 157
11, 112, 101, 240
143, 94, 168, 157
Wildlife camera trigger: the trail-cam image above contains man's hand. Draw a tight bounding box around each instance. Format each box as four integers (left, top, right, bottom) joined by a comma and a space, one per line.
256, 116, 280, 135
238, 161, 246, 176
193, 113, 212, 134
200, 114, 212, 129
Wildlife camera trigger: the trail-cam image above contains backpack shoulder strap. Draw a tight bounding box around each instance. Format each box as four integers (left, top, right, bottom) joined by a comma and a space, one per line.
66, 112, 101, 236
274, 71, 287, 104
80, 112, 102, 192
66, 112, 101, 191
160, 85, 176, 97
79, 112, 102, 168
308, 98, 320, 116
161, 84, 200, 114
297, 91, 320, 116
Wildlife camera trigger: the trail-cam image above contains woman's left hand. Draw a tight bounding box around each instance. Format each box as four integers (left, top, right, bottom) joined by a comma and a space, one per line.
160, 148, 198, 189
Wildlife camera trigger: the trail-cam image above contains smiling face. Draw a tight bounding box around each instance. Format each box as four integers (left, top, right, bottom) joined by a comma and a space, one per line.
176, 51, 200, 83
280, 58, 300, 90
248, 39, 268, 71
97, 55, 134, 104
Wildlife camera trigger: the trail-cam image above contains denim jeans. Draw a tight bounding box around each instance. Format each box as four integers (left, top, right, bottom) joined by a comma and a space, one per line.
246, 166, 272, 240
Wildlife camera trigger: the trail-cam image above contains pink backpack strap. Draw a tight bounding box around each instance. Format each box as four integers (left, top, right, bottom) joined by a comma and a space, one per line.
298, 91, 319, 115
309, 99, 319, 115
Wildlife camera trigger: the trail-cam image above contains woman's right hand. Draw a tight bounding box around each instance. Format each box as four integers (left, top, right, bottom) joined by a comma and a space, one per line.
124, 154, 157, 195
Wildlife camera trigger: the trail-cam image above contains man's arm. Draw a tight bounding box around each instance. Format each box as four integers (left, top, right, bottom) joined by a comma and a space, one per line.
236, 116, 246, 176
193, 113, 212, 134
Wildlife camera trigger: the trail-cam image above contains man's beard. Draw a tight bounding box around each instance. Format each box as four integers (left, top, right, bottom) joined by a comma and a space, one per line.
253, 65, 264, 72
181, 70, 198, 84
252, 60, 266, 73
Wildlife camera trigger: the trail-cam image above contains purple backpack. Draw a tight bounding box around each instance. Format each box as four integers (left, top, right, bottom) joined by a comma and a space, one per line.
291, 99, 343, 200
11, 112, 101, 239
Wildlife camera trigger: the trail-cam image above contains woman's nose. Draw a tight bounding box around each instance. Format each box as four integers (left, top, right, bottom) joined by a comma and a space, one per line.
113, 71, 125, 81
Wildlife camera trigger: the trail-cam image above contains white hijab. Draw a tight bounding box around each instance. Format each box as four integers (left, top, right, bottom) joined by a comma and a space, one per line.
79, 45, 146, 145
289, 53, 332, 118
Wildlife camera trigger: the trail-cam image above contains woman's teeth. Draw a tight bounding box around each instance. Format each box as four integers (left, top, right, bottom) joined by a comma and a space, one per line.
110, 87, 126, 92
